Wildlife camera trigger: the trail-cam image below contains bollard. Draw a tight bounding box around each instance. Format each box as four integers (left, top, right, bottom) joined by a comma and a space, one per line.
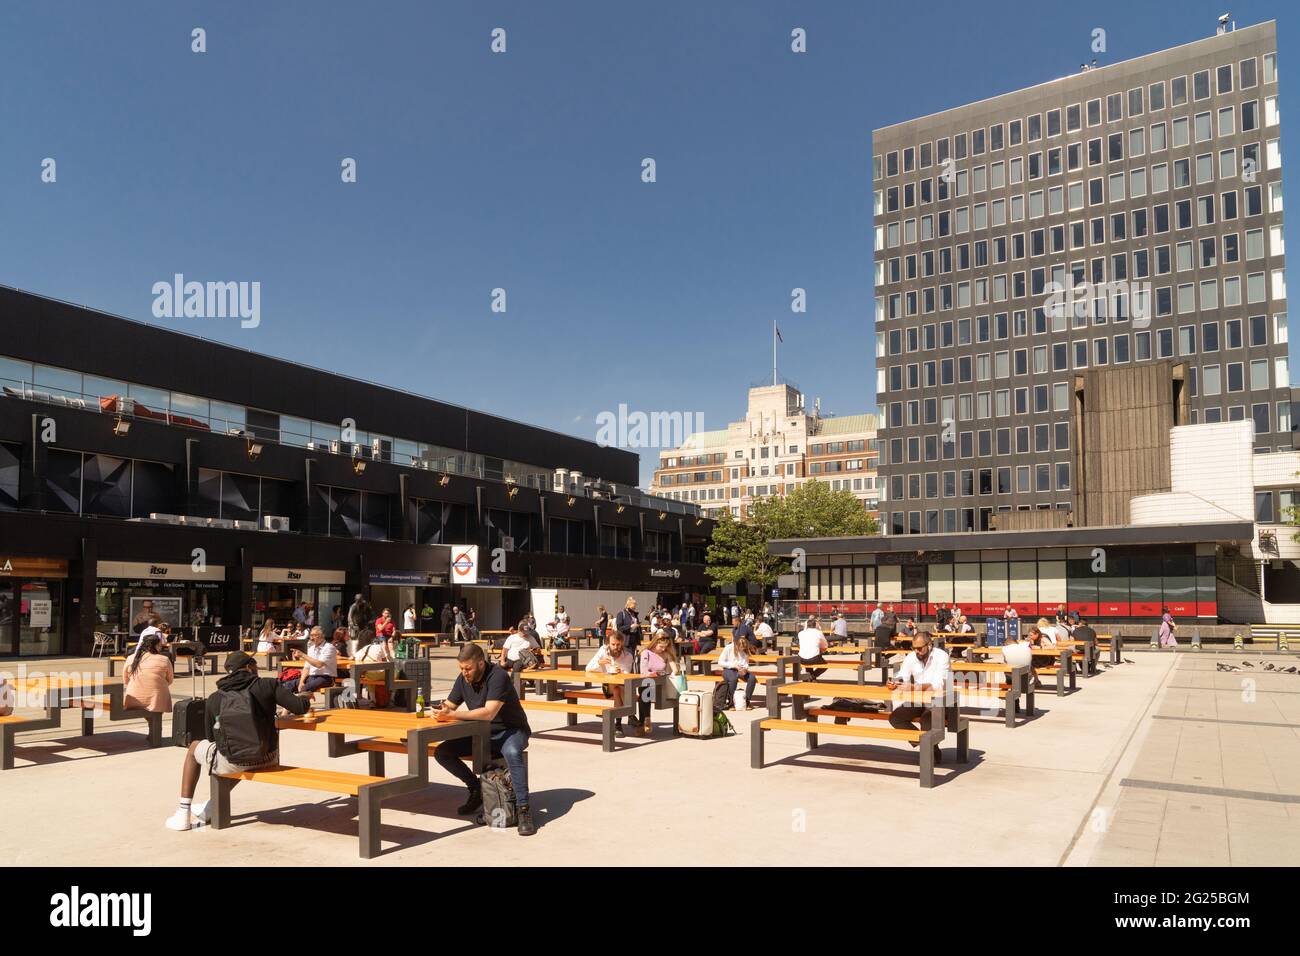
1233, 632, 1244, 651
1191, 630, 1202, 650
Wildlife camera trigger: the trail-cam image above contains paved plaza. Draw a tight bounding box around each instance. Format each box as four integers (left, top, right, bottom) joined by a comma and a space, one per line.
1, 647, 1295, 867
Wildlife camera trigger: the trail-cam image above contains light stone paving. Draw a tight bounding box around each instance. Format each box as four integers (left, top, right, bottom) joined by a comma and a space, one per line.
1074, 652, 1300, 867
3, 648, 1294, 866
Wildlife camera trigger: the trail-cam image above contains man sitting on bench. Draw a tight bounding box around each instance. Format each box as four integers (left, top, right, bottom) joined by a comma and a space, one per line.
165, 651, 310, 832
886, 633, 951, 764
587, 631, 637, 737
434, 644, 535, 836
288, 626, 336, 695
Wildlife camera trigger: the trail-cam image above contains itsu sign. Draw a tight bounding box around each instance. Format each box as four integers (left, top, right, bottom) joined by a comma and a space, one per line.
450, 546, 479, 585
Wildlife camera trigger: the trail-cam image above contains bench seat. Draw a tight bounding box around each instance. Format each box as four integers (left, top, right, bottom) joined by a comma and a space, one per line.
752, 715, 965, 788
520, 698, 632, 752
217, 765, 384, 795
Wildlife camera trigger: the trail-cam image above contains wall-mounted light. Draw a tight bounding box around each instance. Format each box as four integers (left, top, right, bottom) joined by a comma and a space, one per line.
353, 457, 367, 475
508, 486, 519, 499
438, 474, 451, 487
695, 518, 703, 526
246, 439, 263, 461
112, 416, 131, 437
567, 496, 576, 507
658, 511, 667, 521
616, 504, 626, 514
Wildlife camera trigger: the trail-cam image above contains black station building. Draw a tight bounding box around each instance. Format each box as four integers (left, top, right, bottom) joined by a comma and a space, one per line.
0, 286, 714, 657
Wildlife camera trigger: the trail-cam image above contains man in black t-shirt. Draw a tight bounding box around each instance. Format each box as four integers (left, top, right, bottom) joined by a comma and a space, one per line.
1072, 616, 1098, 675
434, 643, 535, 835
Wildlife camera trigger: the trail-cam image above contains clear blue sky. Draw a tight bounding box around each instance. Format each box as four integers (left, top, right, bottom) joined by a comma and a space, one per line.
1, 1, 1294, 486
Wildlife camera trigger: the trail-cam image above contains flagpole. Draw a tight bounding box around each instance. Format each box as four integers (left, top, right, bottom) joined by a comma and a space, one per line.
772, 320, 777, 386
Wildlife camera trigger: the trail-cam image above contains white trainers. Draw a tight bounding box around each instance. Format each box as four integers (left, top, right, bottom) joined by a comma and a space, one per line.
190, 801, 210, 827
164, 809, 193, 831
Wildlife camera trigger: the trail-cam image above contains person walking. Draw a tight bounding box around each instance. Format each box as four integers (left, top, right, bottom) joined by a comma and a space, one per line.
347, 593, 370, 655
615, 597, 643, 668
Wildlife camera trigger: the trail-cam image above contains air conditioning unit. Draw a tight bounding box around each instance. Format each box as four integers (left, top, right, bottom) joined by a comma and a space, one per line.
501, 535, 515, 553
263, 515, 291, 532
232, 520, 259, 531
306, 441, 319, 451
329, 440, 342, 454
148, 513, 182, 525
371, 438, 383, 458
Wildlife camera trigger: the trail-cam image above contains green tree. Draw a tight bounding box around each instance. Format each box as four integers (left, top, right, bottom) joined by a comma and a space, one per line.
705, 481, 878, 589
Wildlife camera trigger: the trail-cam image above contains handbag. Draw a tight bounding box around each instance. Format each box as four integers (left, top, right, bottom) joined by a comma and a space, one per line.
671, 671, 689, 695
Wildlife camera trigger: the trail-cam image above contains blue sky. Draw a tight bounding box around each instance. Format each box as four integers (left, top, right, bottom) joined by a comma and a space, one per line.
1, 1, 1293, 486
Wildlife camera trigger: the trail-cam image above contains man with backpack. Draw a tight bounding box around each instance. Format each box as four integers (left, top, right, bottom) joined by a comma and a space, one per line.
434, 644, 535, 836
165, 651, 310, 831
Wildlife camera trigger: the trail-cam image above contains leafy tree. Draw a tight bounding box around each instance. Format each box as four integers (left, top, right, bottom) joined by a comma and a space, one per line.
705, 481, 878, 589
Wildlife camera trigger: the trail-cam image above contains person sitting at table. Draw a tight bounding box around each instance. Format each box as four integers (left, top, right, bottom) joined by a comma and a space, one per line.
694, 612, 720, 655
587, 630, 637, 737
255, 620, 278, 654
499, 620, 540, 677
1034, 617, 1059, 646
732, 612, 756, 650
434, 643, 535, 836
755, 616, 776, 651
718, 635, 758, 711
637, 632, 678, 735
551, 608, 572, 648
330, 626, 351, 658
123, 634, 174, 714
0, 675, 12, 717
289, 626, 337, 695
375, 608, 398, 658
886, 632, 951, 765
165, 651, 310, 832
796, 616, 828, 681
953, 615, 974, 634
899, 617, 919, 638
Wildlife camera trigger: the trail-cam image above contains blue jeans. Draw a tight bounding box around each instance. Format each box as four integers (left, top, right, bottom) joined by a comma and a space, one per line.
434, 727, 531, 807
722, 668, 756, 706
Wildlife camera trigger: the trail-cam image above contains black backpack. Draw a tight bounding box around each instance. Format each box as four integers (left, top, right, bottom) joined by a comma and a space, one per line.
712, 682, 731, 712
213, 687, 269, 765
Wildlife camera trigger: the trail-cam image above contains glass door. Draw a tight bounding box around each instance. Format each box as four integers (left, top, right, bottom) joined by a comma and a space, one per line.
0, 586, 15, 656
18, 580, 63, 656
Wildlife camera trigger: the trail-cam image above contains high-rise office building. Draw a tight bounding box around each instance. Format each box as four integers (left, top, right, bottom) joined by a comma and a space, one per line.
872, 20, 1287, 535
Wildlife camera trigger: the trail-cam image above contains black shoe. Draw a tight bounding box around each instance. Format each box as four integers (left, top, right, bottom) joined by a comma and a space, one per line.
457, 789, 483, 816
517, 805, 537, 836
615, 725, 626, 738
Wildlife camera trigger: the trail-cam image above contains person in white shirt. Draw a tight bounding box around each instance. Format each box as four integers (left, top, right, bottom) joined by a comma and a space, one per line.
499, 623, 541, 676
718, 636, 758, 710
1035, 618, 1058, 646
887, 633, 951, 762
796, 616, 828, 681
403, 605, 417, 631
290, 626, 337, 694
586, 632, 637, 737
755, 618, 775, 650
831, 613, 849, 642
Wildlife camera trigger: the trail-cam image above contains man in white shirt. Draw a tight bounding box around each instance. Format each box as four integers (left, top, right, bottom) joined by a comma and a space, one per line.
755, 618, 775, 650
587, 632, 637, 737
887, 633, 950, 760
499, 623, 540, 676
831, 613, 849, 642
292, 626, 337, 694
796, 616, 828, 680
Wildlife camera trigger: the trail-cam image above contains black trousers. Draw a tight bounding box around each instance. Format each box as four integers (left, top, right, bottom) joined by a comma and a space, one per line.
888, 704, 933, 734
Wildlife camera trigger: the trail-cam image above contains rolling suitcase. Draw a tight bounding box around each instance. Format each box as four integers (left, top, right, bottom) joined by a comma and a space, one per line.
171, 697, 206, 747
676, 690, 714, 737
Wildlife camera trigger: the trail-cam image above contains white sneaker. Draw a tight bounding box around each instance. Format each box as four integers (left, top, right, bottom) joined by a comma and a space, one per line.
190, 801, 210, 827
164, 809, 193, 831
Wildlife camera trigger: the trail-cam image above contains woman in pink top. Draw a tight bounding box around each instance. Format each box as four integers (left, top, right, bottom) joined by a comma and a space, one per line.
122, 635, 174, 713
637, 633, 678, 736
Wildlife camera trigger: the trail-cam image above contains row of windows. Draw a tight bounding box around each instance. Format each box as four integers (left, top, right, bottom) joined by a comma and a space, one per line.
883, 463, 1072, 500
878, 117, 1280, 218
885, 505, 1070, 535
873, 51, 1279, 179
877, 177, 1282, 254
878, 314, 1284, 358
877, 266, 1286, 323
658, 477, 879, 503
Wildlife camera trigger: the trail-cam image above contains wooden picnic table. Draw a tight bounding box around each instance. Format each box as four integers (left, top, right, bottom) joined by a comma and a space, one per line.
967, 645, 1077, 695
1, 674, 164, 767
683, 652, 798, 682
210, 708, 492, 858
514, 667, 670, 707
